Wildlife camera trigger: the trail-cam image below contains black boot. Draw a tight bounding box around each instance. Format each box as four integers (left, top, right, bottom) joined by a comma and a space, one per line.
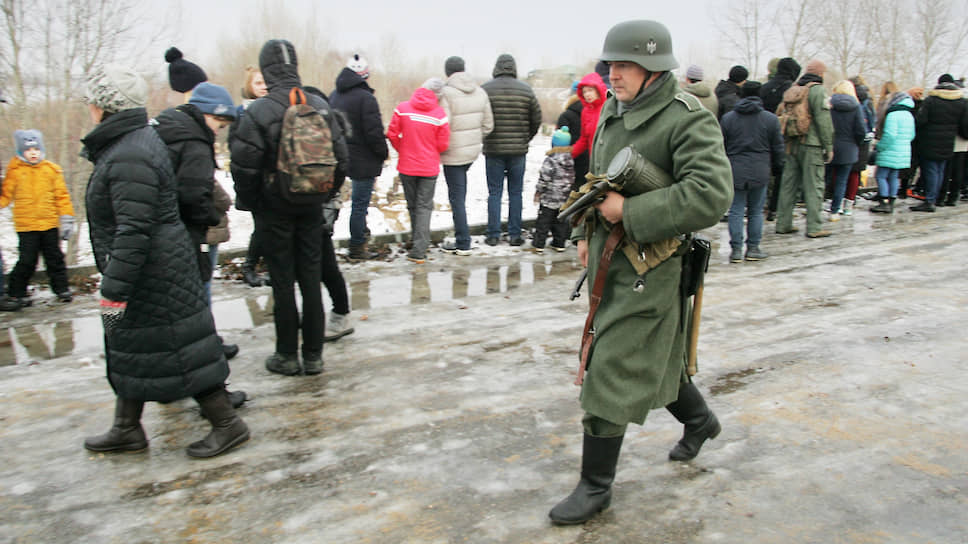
910, 201, 935, 212
187, 387, 250, 458
666, 382, 721, 461
549, 433, 624, 525
870, 197, 892, 213
348, 243, 379, 261
84, 397, 148, 452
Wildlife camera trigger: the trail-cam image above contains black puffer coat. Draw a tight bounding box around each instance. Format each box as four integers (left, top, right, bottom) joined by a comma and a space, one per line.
82, 108, 227, 402
152, 104, 220, 279
481, 54, 541, 156
230, 39, 350, 214
916, 84, 968, 161
720, 97, 785, 190
330, 67, 388, 179
760, 58, 801, 114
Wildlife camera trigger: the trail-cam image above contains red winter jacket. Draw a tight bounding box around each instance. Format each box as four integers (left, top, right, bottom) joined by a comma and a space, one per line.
571, 72, 608, 158
386, 87, 450, 177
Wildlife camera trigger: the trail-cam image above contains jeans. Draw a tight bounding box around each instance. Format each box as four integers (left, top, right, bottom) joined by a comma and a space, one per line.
875, 166, 900, 198
920, 159, 947, 204
400, 174, 437, 259
259, 209, 324, 357
349, 177, 376, 246
829, 164, 851, 213
443, 164, 471, 250
204, 244, 219, 307
728, 185, 767, 249
484, 155, 526, 239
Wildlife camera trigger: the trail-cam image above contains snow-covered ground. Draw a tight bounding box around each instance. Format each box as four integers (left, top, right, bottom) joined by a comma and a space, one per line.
0, 132, 555, 271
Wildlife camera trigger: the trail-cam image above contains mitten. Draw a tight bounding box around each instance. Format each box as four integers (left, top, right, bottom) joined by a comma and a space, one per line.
100, 298, 127, 334
59, 215, 75, 241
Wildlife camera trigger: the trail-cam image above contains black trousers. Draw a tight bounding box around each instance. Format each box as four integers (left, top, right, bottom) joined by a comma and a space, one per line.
321, 233, 349, 315
533, 205, 569, 249
258, 209, 324, 357
8, 228, 68, 297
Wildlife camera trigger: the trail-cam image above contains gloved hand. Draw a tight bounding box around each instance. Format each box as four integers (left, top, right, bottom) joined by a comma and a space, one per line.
59, 215, 75, 241
100, 298, 128, 334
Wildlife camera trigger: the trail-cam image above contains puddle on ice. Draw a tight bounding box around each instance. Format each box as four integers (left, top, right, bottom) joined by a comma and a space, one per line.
0, 260, 577, 365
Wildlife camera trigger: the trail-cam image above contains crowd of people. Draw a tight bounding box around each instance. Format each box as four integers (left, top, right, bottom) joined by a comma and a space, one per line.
0, 18, 966, 527
680, 57, 968, 262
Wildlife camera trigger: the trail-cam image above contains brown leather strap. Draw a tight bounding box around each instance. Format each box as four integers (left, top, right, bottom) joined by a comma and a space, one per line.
576, 223, 626, 385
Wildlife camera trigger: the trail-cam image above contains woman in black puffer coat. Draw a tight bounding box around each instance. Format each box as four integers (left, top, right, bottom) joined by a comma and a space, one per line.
81, 64, 248, 459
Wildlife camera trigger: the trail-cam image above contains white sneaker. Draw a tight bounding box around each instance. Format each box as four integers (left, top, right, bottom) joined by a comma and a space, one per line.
324, 313, 355, 342
454, 248, 473, 256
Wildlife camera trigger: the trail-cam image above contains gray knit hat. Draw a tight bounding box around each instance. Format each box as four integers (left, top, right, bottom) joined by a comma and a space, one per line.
86, 64, 148, 113
685, 65, 704, 81
422, 77, 445, 96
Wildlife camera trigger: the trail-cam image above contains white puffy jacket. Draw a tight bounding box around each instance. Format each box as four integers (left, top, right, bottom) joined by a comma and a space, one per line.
439, 72, 494, 166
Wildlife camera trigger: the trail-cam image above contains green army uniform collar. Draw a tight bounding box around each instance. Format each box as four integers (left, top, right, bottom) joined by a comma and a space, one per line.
600, 72, 678, 131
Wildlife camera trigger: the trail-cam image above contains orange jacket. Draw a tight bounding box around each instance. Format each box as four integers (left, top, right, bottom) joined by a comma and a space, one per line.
1, 158, 74, 232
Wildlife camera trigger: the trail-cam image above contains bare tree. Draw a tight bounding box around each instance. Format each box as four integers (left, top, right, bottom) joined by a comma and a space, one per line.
716, 0, 772, 80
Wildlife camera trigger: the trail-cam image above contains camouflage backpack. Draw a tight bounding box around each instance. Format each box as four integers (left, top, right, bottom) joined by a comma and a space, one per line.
776, 81, 819, 141
275, 87, 337, 203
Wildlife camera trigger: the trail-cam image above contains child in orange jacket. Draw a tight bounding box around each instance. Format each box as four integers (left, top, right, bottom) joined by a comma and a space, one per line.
0, 129, 75, 307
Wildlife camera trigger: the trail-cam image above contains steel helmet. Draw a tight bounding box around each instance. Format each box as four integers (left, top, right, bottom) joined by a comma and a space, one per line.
600, 20, 679, 72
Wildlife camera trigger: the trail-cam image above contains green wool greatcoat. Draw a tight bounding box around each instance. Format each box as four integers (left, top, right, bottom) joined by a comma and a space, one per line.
578, 73, 733, 426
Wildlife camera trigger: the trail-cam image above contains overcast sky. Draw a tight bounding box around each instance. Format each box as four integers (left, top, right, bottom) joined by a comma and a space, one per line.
175, 0, 726, 80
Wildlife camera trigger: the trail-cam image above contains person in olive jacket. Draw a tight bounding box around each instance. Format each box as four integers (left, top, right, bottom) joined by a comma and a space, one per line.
549, 20, 733, 525
481, 53, 541, 246
81, 64, 248, 459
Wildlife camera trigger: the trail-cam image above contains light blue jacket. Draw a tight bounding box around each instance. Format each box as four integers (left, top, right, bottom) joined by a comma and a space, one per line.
875, 94, 916, 170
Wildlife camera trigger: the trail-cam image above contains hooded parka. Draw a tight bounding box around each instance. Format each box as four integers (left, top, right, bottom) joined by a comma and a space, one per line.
440, 71, 493, 166
230, 40, 350, 213
329, 67, 389, 179
571, 73, 609, 158
0, 158, 74, 232
82, 107, 227, 402
719, 96, 784, 190
874, 94, 916, 169
578, 73, 733, 425
481, 55, 541, 156
915, 84, 968, 161
829, 93, 867, 166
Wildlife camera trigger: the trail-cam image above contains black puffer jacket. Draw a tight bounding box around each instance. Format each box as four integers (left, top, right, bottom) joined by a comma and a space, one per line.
720, 97, 785, 190
82, 108, 227, 402
230, 39, 350, 213
152, 104, 219, 245
330, 67, 388, 179
916, 84, 968, 161
760, 58, 801, 114
481, 54, 541, 156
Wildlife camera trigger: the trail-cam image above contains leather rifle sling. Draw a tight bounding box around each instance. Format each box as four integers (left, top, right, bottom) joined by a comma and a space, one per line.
576, 223, 626, 385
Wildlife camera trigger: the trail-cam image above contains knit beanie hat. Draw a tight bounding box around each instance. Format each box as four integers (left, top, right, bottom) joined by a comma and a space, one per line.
165, 47, 207, 93
422, 77, 445, 96
938, 73, 955, 85
14, 129, 44, 162
686, 65, 704, 81
188, 82, 237, 119
728, 65, 749, 83
348, 54, 369, 79
741, 80, 762, 98
805, 59, 827, 76
552, 126, 571, 148
445, 56, 465, 77
86, 64, 148, 113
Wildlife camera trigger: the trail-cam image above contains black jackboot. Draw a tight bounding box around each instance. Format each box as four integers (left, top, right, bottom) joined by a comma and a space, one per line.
84, 397, 148, 452
549, 433, 624, 525
666, 382, 721, 461
187, 388, 250, 458
870, 197, 893, 213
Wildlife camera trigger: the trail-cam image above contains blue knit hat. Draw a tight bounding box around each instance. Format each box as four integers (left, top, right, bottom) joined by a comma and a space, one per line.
552, 126, 571, 147
188, 82, 237, 119
14, 129, 44, 162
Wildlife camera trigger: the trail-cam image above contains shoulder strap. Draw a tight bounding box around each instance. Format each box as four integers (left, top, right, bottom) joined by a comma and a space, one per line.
289, 87, 306, 106
576, 224, 626, 385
